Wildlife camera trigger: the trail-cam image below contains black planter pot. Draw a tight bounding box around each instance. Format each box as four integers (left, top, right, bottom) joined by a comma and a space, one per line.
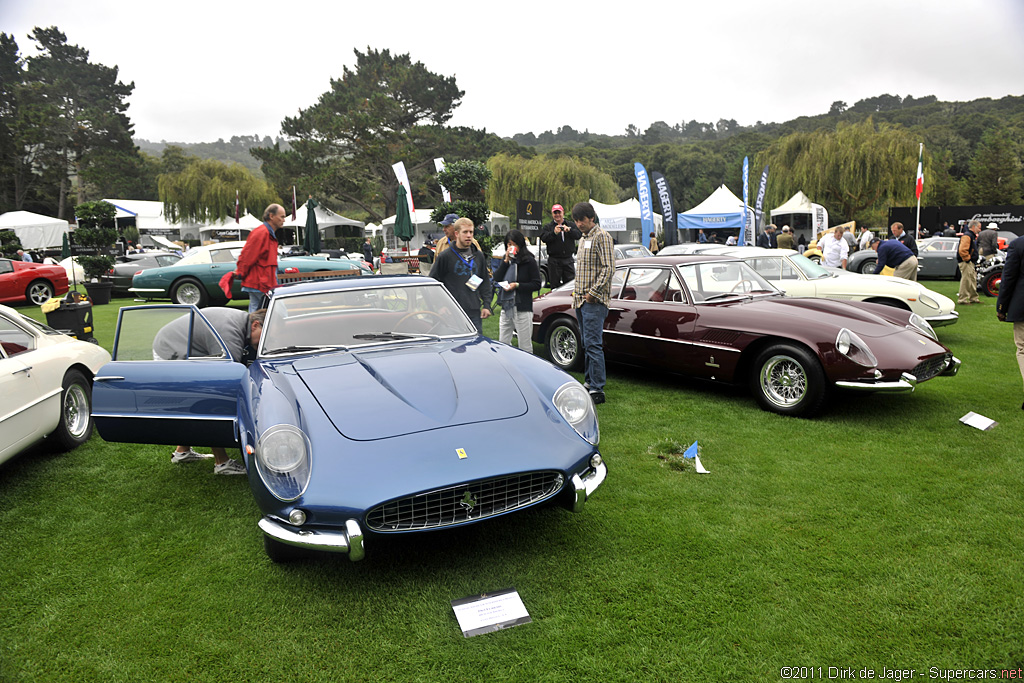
83, 281, 113, 305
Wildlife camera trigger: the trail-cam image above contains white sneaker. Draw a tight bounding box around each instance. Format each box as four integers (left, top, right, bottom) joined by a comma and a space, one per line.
214, 459, 247, 476
171, 448, 211, 464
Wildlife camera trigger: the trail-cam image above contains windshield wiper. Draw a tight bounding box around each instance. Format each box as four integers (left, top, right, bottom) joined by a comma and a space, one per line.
263, 344, 346, 356
702, 292, 744, 302
352, 332, 440, 341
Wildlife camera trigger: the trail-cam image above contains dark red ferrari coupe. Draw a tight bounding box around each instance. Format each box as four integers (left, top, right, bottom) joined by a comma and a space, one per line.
0, 258, 70, 306
532, 255, 960, 417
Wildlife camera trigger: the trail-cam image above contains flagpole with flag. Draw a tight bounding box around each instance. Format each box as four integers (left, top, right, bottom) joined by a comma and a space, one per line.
915, 143, 924, 239
235, 189, 241, 239
292, 186, 298, 221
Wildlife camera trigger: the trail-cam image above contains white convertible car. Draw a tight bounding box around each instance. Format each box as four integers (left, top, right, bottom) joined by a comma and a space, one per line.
702, 247, 959, 327
0, 304, 111, 466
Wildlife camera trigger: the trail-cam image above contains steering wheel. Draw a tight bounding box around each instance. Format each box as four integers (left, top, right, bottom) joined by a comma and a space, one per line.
395, 310, 446, 333
731, 280, 755, 293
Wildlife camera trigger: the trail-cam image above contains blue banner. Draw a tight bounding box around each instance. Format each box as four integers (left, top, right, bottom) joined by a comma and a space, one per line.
635, 162, 655, 245
651, 171, 678, 246
754, 164, 770, 234
740, 157, 750, 246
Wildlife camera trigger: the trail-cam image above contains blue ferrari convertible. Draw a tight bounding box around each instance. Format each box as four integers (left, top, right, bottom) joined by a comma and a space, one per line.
92, 275, 607, 561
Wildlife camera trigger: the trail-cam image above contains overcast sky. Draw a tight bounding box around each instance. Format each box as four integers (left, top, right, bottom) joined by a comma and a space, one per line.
3, 0, 1023, 144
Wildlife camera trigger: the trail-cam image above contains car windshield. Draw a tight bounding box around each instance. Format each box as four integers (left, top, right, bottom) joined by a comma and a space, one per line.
788, 253, 832, 280
676, 261, 780, 303
619, 245, 652, 258
260, 282, 478, 355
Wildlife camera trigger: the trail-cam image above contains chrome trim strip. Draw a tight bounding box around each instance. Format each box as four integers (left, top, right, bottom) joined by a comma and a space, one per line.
834, 372, 918, 393
93, 375, 125, 382
925, 313, 960, 327
258, 516, 365, 561
604, 329, 742, 353
92, 413, 236, 421
127, 288, 165, 293
570, 461, 608, 513
0, 388, 60, 423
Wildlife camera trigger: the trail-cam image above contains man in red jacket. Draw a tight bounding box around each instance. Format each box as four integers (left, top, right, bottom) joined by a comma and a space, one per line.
236, 204, 284, 312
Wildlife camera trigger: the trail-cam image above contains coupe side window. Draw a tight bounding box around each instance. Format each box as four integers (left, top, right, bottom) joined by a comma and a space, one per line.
0, 260, 13, 275
113, 308, 229, 361
210, 249, 235, 264
0, 317, 36, 357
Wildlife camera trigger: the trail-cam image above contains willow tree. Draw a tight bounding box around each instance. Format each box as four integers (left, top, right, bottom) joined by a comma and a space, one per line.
158, 158, 279, 224
486, 153, 620, 220
755, 118, 928, 225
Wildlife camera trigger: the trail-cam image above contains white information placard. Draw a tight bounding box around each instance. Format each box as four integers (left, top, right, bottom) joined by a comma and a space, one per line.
960, 411, 998, 431
451, 588, 531, 638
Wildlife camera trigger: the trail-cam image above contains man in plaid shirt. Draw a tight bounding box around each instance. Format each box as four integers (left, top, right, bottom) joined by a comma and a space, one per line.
571, 201, 615, 405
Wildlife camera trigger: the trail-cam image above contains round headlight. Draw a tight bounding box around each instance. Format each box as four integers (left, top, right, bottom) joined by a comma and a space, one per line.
835, 328, 878, 367
908, 313, 936, 341
553, 383, 592, 426
258, 425, 308, 473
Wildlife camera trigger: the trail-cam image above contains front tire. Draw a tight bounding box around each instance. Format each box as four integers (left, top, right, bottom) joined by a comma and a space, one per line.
26, 279, 55, 305
264, 535, 305, 563
750, 344, 826, 417
538, 266, 548, 290
50, 370, 93, 452
545, 318, 583, 371
171, 277, 208, 307
981, 269, 1001, 297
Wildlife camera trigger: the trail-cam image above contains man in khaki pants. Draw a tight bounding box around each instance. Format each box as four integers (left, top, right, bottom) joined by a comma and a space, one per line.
957, 220, 981, 305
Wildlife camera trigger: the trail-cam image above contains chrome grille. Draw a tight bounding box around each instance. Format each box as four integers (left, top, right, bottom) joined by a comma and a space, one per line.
366, 471, 565, 532
911, 354, 951, 382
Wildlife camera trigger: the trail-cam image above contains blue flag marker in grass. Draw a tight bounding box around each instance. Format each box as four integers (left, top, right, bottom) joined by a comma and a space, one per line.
683, 440, 710, 474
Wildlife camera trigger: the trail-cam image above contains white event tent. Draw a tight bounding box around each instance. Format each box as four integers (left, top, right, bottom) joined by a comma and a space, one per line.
0, 211, 69, 249
589, 199, 662, 242
678, 185, 754, 240
769, 191, 829, 244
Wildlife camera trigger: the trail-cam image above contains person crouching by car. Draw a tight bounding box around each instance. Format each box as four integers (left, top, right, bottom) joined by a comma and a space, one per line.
429, 217, 492, 335
155, 308, 265, 475
494, 230, 541, 354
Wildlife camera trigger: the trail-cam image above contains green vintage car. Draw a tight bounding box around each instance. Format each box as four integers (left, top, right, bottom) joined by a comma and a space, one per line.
128, 241, 372, 307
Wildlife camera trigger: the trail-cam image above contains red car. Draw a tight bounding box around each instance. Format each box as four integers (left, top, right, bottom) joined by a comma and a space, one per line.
532, 255, 960, 417
0, 258, 70, 306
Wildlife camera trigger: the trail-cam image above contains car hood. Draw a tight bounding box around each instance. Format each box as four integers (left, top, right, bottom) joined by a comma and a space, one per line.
729, 296, 913, 339
290, 339, 528, 440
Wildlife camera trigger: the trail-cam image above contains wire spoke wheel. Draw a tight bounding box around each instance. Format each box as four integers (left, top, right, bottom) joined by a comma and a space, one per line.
760, 355, 808, 407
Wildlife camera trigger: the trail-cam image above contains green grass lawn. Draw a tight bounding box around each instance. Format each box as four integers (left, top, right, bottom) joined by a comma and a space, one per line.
2, 282, 1022, 682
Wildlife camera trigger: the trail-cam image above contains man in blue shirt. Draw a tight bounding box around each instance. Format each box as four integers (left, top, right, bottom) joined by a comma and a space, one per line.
870, 238, 919, 280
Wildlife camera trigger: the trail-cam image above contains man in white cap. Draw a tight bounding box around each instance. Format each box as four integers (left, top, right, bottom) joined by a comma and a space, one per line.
978, 222, 1000, 263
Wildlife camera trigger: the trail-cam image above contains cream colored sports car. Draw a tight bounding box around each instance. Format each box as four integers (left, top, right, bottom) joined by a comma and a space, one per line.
0, 303, 111, 466
702, 247, 958, 327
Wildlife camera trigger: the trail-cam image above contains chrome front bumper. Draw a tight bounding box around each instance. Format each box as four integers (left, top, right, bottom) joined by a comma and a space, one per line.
925, 312, 959, 327
834, 355, 961, 392
570, 461, 607, 513
258, 516, 365, 561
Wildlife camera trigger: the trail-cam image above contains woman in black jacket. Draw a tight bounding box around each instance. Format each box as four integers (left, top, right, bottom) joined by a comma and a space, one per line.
493, 230, 542, 354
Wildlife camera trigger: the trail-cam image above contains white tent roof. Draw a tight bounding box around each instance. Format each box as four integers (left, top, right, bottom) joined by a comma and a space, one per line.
770, 191, 814, 216
589, 198, 663, 232
284, 204, 365, 229
682, 185, 748, 215
0, 210, 69, 249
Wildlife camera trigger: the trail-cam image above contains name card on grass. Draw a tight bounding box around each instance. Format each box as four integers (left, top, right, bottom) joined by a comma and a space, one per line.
451, 588, 531, 638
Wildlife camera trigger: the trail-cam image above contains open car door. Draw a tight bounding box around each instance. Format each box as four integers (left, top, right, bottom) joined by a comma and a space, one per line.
92, 305, 247, 447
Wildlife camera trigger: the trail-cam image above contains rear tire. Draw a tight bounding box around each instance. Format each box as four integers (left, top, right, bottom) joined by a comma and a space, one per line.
750, 343, 826, 417
858, 257, 877, 274
50, 370, 93, 452
545, 318, 583, 371
171, 277, 208, 307
538, 267, 548, 290
26, 279, 55, 305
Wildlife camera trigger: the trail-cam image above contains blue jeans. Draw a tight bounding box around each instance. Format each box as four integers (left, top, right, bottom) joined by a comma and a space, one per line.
576, 301, 608, 392
242, 287, 268, 313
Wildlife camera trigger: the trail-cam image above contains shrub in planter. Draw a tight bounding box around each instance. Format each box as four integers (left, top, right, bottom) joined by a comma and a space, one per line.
73, 201, 118, 281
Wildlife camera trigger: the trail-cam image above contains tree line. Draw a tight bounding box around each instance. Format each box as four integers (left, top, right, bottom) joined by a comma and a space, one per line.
2, 27, 1021, 232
